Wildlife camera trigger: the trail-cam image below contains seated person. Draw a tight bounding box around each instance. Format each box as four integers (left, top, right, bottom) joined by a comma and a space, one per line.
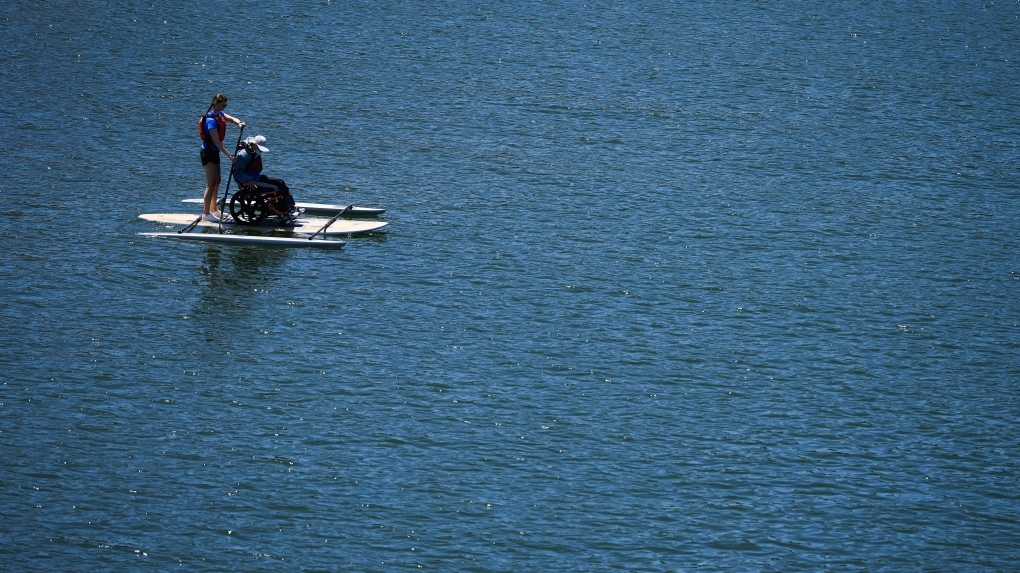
231, 135, 298, 219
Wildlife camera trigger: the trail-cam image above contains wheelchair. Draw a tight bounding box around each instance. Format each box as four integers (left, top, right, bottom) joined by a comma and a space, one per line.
228, 183, 298, 224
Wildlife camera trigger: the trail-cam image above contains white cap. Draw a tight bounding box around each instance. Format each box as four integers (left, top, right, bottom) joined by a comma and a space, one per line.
246, 135, 269, 153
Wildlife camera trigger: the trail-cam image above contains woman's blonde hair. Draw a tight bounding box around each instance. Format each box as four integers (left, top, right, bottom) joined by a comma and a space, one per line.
210, 93, 228, 106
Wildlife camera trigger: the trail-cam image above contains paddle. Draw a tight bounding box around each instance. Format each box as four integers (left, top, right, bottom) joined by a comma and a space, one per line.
179, 125, 244, 234
306, 204, 354, 240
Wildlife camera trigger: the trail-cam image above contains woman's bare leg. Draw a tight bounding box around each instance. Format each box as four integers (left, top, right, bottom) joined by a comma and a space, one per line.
203, 162, 221, 216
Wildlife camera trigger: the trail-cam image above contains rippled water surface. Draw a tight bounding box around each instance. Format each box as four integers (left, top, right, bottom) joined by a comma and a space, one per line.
2, 1, 1019, 570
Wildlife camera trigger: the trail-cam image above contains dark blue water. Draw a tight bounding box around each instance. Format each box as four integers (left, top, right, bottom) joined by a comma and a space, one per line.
2, 1, 1019, 570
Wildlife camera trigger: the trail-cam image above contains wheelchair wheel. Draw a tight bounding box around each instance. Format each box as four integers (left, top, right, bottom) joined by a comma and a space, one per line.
229, 190, 268, 224
263, 192, 286, 216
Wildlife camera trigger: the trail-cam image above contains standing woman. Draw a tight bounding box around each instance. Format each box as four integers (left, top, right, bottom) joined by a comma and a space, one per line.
200, 93, 245, 222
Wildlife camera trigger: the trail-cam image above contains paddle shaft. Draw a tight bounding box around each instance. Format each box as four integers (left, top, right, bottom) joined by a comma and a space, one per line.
307, 204, 354, 240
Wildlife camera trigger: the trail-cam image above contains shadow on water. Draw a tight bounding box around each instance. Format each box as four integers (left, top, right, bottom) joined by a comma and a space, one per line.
352, 230, 388, 244
195, 243, 290, 318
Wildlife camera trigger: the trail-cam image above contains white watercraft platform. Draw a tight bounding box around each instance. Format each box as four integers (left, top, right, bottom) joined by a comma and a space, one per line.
182, 198, 384, 217
139, 232, 347, 248
140, 213, 387, 235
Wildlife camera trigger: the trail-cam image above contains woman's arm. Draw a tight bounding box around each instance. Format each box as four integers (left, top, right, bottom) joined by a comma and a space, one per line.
223, 113, 245, 128
213, 139, 234, 162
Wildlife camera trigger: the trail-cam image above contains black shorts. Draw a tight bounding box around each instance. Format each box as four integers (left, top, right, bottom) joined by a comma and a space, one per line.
200, 148, 221, 166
